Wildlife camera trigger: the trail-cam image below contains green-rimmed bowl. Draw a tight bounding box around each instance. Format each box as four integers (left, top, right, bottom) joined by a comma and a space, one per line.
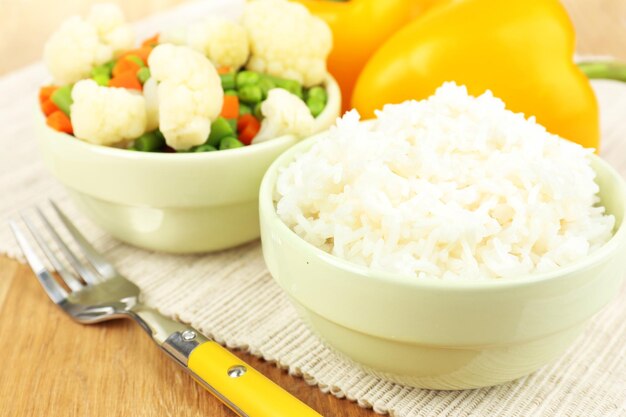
38, 75, 341, 253
259, 132, 626, 389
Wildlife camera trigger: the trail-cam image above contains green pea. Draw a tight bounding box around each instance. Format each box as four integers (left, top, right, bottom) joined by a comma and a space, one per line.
258, 78, 276, 99
126, 54, 145, 67
262, 75, 303, 98
136, 67, 151, 84
219, 136, 244, 150
194, 144, 217, 153
279, 80, 303, 99
91, 64, 112, 78
236, 71, 261, 87
224, 89, 238, 96
307, 98, 325, 117
51, 84, 73, 116
207, 117, 235, 146
93, 73, 110, 86
226, 118, 237, 133
306, 86, 327, 103
239, 103, 252, 116
92, 62, 113, 85
133, 131, 165, 152
220, 72, 236, 90
105, 60, 116, 73
253, 102, 263, 120
238, 85, 263, 104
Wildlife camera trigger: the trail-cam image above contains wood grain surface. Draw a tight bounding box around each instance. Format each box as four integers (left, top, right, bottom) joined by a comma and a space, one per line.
1, 1, 625, 416
0, 258, 363, 416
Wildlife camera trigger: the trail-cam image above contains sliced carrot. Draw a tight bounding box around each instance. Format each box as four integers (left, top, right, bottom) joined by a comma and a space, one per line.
39, 85, 58, 105
237, 113, 260, 132
237, 114, 261, 145
120, 46, 153, 65
112, 56, 143, 78
217, 66, 231, 75
46, 110, 73, 134
40, 98, 59, 116
220, 95, 240, 119
238, 124, 260, 146
109, 70, 143, 91
141, 33, 159, 47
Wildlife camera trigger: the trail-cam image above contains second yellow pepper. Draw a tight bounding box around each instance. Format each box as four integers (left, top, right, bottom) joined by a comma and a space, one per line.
351, 0, 599, 149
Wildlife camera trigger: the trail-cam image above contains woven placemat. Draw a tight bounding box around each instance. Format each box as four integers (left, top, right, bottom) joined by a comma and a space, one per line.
1, 2, 624, 416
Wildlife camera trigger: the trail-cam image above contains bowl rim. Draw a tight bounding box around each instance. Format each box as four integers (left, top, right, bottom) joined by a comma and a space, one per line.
260, 131, 626, 291
43, 125, 299, 163
39, 73, 341, 163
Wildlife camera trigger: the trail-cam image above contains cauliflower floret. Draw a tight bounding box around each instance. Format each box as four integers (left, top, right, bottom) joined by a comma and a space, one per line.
148, 44, 224, 150
44, 4, 135, 85
70, 79, 147, 146
242, 0, 332, 87
161, 17, 249, 70
253, 88, 315, 144
187, 17, 249, 70
44, 16, 112, 85
143, 77, 160, 132
87, 3, 135, 56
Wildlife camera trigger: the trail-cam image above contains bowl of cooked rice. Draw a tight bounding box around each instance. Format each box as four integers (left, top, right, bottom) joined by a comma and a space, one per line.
259, 83, 626, 389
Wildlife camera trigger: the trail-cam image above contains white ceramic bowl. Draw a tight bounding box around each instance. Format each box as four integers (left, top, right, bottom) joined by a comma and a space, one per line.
38, 75, 341, 253
259, 132, 626, 389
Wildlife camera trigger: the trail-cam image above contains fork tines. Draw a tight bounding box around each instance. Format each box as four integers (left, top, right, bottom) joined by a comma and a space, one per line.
9, 201, 118, 303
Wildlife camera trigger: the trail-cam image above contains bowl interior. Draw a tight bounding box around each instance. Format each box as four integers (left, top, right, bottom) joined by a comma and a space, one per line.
39, 74, 341, 208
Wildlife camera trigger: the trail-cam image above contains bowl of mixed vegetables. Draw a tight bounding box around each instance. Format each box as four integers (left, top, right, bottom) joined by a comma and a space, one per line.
37, 1, 340, 253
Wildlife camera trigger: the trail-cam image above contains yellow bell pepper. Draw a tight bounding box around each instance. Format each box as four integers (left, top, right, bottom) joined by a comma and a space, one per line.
293, 0, 438, 112
352, 0, 600, 150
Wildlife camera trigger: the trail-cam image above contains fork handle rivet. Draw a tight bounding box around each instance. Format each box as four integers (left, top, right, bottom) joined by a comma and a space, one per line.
227, 365, 247, 378
182, 330, 196, 341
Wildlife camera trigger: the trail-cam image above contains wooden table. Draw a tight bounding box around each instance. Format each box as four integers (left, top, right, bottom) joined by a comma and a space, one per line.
1, 1, 625, 416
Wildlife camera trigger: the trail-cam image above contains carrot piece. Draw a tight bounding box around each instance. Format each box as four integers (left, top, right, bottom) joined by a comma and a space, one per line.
40, 98, 59, 116
237, 113, 260, 132
217, 66, 231, 75
220, 95, 240, 119
112, 57, 143, 78
141, 33, 159, 47
109, 71, 143, 91
237, 114, 261, 145
46, 110, 73, 134
238, 124, 260, 146
39, 85, 58, 105
120, 46, 153, 65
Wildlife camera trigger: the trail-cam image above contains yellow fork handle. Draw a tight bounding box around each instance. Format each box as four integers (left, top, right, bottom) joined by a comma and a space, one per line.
188, 341, 323, 417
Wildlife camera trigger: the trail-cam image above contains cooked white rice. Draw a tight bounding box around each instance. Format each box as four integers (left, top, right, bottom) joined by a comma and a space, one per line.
274, 83, 615, 280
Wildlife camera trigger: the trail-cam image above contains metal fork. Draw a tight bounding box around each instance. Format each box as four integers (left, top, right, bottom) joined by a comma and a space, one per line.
9, 202, 322, 417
